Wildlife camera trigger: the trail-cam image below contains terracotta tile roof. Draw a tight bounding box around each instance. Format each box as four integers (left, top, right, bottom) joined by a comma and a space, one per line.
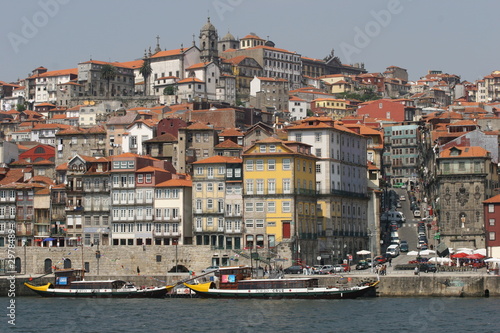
35, 102, 56, 107
29, 68, 77, 79
52, 114, 67, 119
28, 175, 55, 185
439, 146, 490, 158
150, 48, 185, 59
55, 162, 68, 171
144, 133, 178, 143
136, 166, 166, 173
127, 119, 158, 129
58, 81, 82, 86
178, 77, 204, 84
483, 194, 500, 204
215, 139, 243, 149
79, 60, 135, 69
111, 152, 141, 159
192, 155, 242, 164
219, 128, 244, 137
447, 120, 478, 127
186, 62, 211, 70
367, 161, 379, 170
9, 158, 30, 166
0, 169, 25, 185
33, 159, 54, 165
57, 125, 106, 135
242, 34, 264, 40
32, 123, 71, 130
223, 55, 252, 65
116, 60, 143, 69
256, 77, 288, 82
289, 96, 306, 102
156, 76, 179, 81
156, 179, 192, 187
35, 187, 50, 195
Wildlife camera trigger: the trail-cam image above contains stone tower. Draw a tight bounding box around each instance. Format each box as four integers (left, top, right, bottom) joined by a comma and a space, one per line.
218, 31, 239, 53
199, 17, 219, 62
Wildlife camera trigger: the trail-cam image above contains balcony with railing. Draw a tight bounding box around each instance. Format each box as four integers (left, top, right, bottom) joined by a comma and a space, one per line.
155, 215, 182, 222
65, 206, 84, 212
331, 189, 369, 199
153, 230, 180, 237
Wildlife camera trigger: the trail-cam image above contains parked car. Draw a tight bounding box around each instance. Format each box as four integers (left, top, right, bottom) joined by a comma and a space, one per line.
315, 265, 334, 274
390, 237, 401, 245
356, 261, 370, 270
374, 255, 387, 264
413, 210, 421, 218
396, 202, 402, 208
386, 244, 400, 257
201, 266, 220, 273
330, 264, 345, 273
419, 263, 437, 273
284, 265, 303, 274
399, 195, 406, 201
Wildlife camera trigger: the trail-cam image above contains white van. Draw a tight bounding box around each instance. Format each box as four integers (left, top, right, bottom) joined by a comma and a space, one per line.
388, 211, 406, 223
386, 244, 400, 257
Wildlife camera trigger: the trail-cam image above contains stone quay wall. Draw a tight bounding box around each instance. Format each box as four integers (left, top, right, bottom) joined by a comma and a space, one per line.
2, 274, 500, 297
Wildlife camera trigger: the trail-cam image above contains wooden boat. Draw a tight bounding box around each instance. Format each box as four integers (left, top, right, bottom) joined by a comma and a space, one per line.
184, 266, 378, 299
24, 269, 172, 298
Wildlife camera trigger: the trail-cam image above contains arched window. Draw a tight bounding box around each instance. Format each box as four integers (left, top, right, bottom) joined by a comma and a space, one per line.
64, 258, 72, 269
44, 258, 53, 274
35, 147, 45, 154
15, 257, 21, 273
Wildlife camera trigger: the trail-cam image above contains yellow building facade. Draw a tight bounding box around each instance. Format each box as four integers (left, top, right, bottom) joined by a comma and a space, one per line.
242, 137, 318, 264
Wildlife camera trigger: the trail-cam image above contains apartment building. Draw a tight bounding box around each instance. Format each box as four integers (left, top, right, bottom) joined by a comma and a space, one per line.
192, 156, 243, 254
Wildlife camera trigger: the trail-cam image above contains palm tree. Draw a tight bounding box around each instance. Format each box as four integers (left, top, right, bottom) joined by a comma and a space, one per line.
139, 59, 152, 96
100, 64, 118, 98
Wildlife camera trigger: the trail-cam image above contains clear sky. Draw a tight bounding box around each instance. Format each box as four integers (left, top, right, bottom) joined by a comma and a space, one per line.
1, 0, 499, 83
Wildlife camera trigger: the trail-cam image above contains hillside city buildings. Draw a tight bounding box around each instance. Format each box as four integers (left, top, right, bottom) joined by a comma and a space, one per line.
2, 18, 500, 274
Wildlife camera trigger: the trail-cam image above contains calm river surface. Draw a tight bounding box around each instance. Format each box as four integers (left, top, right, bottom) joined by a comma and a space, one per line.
2, 297, 500, 333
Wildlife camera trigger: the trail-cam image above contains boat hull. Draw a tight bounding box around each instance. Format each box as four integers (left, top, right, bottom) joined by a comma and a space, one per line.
24, 283, 172, 298
184, 282, 378, 299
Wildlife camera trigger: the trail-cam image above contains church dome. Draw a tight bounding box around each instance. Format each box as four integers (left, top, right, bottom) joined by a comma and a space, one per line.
222, 31, 235, 41
202, 18, 216, 32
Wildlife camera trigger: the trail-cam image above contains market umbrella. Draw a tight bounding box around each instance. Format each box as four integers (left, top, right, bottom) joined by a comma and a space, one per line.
484, 258, 500, 263
466, 253, 485, 260
473, 248, 487, 256
43, 237, 55, 241
450, 252, 469, 259
356, 250, 371, 255
428, 257, 452, 263
407, 251, 419, 256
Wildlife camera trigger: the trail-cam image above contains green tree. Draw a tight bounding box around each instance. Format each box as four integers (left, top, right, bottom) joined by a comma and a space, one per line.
164, 84, 177, 96
100, 64, 118, 98
16, 103, 26, 112
139, 60, 152, 96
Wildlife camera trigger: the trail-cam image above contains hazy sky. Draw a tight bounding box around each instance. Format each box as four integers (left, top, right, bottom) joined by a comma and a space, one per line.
1, 0, 500, 83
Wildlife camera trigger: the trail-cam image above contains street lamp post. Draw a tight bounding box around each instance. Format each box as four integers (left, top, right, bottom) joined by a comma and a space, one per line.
173, 239, 178, 273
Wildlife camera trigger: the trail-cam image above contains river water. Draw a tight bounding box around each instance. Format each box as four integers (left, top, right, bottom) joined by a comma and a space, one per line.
2, 296, 500, 333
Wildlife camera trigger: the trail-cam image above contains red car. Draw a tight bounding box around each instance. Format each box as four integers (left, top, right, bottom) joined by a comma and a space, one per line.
374, 255, 387, 264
